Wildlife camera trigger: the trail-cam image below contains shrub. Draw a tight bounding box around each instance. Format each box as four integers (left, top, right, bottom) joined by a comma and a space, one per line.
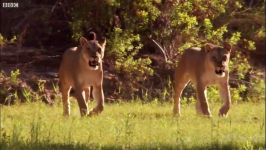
67, 0, 264, 102
107, 28, 153, 98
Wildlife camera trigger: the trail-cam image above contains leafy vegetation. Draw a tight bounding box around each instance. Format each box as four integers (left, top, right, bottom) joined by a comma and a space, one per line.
66, 0, 265, 100
0, 1, 265, 149
0, 0, 264, 101
0, 71, 56, 105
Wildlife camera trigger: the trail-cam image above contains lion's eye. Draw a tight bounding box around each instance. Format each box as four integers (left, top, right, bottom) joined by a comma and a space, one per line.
222, 56, 227, 61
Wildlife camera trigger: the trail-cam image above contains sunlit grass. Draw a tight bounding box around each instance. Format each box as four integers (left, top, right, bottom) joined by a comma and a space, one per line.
0, 100, 265, 149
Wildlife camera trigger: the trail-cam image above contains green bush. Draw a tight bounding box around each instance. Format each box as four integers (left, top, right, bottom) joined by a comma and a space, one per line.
107, 28, 153, 98
68, 0, 265, 102
246, 73, 265, 102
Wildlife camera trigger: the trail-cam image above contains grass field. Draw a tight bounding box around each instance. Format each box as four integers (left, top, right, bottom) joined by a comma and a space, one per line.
0, 100, 265, 150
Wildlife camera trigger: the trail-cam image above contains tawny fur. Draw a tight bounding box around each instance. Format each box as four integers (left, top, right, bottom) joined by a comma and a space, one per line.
173, 43, 232, 117
59, 36, 106, 116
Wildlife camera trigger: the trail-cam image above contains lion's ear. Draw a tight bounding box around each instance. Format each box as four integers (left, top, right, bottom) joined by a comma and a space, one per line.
88, 32, 96, 41
79, 37, 88, 47
204, 43, 214, 53
223, 42, 231, 53
100, 38, 106, 58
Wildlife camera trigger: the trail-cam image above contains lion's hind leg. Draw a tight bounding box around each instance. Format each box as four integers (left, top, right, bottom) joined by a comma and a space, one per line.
173, 69, 189, 116
61, 83, 71, 116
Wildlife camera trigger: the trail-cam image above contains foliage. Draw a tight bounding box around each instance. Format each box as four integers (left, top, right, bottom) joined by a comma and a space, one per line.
107, 28, 153, 97
246, 72, 265, 102
0, 69, 55, 105
0, 34, 16, 47
10, 69, 20, 85
1, 0, 264, 102
67, 0, 265, 102
0, 34, 7, 47
206, 86, 220, 102
0, 1, 265, 149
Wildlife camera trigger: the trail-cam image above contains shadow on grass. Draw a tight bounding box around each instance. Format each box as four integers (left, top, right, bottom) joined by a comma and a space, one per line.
0, 141, 265, 150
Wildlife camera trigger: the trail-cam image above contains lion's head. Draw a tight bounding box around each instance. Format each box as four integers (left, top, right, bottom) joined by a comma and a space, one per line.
204, 43, 231, 77
79, 33, 106, 70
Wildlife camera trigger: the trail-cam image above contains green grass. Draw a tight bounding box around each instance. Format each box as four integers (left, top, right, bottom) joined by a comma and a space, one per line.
0, 100, 265, 150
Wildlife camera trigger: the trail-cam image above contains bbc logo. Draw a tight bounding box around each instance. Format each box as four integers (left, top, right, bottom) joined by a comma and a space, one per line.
2, 2, 19, 8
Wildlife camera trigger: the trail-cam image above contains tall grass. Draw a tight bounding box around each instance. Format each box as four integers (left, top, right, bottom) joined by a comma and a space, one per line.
0, 100, 265, 149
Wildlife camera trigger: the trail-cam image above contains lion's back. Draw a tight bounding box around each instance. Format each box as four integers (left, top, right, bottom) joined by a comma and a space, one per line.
59, 47, 79, 84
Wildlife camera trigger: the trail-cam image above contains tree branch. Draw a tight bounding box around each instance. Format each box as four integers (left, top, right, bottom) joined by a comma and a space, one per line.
151, 39, 170, 63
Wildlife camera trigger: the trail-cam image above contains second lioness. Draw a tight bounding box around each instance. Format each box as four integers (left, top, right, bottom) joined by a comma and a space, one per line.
59, 33, 106, 116
173, 43, 232, 117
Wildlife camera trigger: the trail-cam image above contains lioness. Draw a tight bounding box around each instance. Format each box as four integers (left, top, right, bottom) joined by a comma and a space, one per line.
173, 43, 231, 117
59, 33, 106, 116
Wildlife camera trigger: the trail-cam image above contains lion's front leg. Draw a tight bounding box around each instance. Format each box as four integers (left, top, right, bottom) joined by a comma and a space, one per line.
196, 83, 211, 117
218, 81, 231, 117
89, 85, 104, 116
83, 87, 91, 105
75, 88, 89, 116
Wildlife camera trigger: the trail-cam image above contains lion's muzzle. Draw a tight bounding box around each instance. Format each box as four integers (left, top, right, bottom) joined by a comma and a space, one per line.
215, 66, 225, 77
89, 57, 100, 68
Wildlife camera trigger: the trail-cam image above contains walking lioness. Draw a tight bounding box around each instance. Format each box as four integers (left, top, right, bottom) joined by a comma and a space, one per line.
59, 32, 106, 116
173, 43, 232, 117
